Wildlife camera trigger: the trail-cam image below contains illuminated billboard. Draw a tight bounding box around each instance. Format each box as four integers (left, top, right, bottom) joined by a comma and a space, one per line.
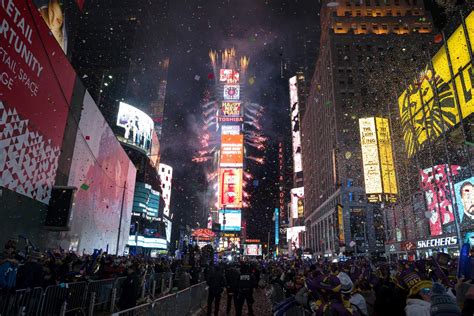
221, 102, 241, 117
287, 226, 305, 249
398, 11, 474, 157
219, 168, 243, 209
116, 102, 154, 153
220, 135, 244, 167
243, 244, 262, 256
289, 76, 303, 173
290, 187, 304, 219
0, 0, 76, 204
454, 176, 474, 230
221, 125, 241, 135
223, 85, 240, 100
337, 204, 345, 245
132, 182, 160, 218
420, 164, 460, 236
359, 117, 397, 203
218, 209, 242, 231
220, 69, 240, 84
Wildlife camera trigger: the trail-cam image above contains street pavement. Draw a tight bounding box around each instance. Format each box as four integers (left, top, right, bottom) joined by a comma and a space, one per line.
200, 288, 271, 315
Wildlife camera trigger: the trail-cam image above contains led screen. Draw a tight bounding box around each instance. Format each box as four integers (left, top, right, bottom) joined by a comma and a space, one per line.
223, 85, 240, 100
359, 118, 382, 194
454, 177, 474, 230
244, 244, 262, 256
220, 135, 244, 167
289, 76, 303, 173
290, 187, 304, 219
420, 164, 460, 236
286, 226, 305, 249
221, 125, 241, 135
218, 209, 242, 231
0, 0, 76, 204
132, 182, 160, 218
221, 102, 241, 117
116, 102, 154, 153
398, 11, 474, 157
219, 168, 243, 208
220, 69, 240, 83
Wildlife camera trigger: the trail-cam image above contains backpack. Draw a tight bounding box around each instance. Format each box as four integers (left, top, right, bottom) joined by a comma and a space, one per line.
0, 261, 17, 289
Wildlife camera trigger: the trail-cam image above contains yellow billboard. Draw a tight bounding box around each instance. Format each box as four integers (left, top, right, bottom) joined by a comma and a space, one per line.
359, 117, 398, 203
398, 11, 474, 157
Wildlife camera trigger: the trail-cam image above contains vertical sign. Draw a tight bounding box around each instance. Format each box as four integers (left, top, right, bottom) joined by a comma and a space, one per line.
337, 204, 345, 246
359, 118, 382, 194
375, 118, 398, 195
275, 208, 279, 245
278, 142, 286, 222
289, 76, 303, 173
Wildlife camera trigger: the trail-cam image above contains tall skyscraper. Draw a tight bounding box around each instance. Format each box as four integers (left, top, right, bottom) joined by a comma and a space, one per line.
302, 0, 433, 256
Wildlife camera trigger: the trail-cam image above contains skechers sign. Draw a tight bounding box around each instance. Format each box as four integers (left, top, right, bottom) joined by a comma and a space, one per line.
416, 236, 458, 249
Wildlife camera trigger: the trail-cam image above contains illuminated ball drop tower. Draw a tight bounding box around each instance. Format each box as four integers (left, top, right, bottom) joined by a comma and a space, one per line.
210, 49, 249, 252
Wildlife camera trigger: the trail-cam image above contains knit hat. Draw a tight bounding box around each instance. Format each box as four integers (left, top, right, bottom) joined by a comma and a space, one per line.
430, 283, 461, 316
400, 269, 433, 296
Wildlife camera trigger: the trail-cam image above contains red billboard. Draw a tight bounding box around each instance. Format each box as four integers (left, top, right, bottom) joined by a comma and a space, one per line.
219, 168, 243, 209
0, 0, 76, 203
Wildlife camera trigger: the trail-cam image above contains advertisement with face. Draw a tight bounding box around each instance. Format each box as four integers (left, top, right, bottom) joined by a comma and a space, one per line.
289, 76, 303, 173
244, 244, 262, 256
116, 102, 154, 153
420, 165, 460, 236
0, 0, 76, 204
219, 168, 243, 209
455, 177, 474, 230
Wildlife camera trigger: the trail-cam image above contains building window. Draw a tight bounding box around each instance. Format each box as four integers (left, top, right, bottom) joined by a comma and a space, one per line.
356, 10, 362, 16
361, 24, 367, 30
367, 9, 372, 15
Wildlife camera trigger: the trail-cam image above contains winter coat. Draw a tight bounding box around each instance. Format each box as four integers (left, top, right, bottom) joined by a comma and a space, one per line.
404, 298, 430, 316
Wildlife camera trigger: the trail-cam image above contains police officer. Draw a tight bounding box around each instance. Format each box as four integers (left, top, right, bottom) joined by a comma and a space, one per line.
236, 263, 256, 316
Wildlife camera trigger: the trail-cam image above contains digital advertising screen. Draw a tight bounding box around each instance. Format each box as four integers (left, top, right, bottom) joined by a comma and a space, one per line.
286, 226, 305, 249
221, 102, 241, 117
359, 118, 383, 194
223, 85, 240, 100
220, 135, 244, 167
289, 76, 303, 173
218, 209, 242, 231
454, 177, 474, 230
398, 11, 474, 157
219, 168, 243, 209
420, 165, 460, 236
375, 118, 398, 195
220, 69, 240, 84
290, 187, 304, 219
221, 125, 241, 135
244, 244, 262, 256
0, 0, 76, 204
132, 182, 160, 218
116, 102, 154, 153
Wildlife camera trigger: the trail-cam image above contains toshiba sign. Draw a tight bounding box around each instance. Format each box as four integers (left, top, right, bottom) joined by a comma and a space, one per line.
416, 236, 458, 249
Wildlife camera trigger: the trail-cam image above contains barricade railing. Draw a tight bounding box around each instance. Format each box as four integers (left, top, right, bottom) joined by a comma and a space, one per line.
40, 281, 88, 316
0, 271, 184, 315
86, 278, 116, 314
0, 287, 43, 316
111, 281, 208, 316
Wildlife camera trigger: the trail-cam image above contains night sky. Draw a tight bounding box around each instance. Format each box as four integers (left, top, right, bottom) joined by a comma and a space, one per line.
158, 0, 320, 242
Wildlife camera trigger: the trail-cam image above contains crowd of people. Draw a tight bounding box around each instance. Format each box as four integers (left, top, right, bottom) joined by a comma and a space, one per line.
0, 239, 202, 311
202, 253, 474, 316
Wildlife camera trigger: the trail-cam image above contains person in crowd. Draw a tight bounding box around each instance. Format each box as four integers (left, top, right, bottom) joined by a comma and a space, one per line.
16, 251, 44, 289
119, 263, 140, 311
236, 263, 256, 316
403, 270, 433, 316
225, 264, 240, 315
338, 271, 368, 315
430, 282, 461, 316
206, 263, 226, 316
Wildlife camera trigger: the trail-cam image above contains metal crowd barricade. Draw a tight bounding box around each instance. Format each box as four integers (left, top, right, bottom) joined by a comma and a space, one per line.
40, 281, 88, 315
0, 287, 43, 316
110, 276, 127, 313
86, 278, 115, 314
111, 281, 208, 316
